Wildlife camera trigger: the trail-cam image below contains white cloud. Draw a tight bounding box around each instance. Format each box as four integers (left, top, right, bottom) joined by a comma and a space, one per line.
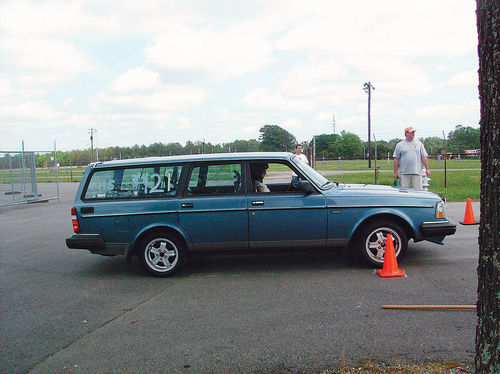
415, 103, 477, 119
274, 0, 476, 59
210, 109, 263, 124
1, 37, 93, 84
146, 24, 275, 81
0, 78, 14, 98
450, 71, 478, 86
0, 0, 201, 37
95, 83, 209, 115
314, 112, 333, 121
177, 117, 193, 130
283, 118, 302, 129
109, 67, 161, 93
0, 101, 61, 121
62, 98, 75, 107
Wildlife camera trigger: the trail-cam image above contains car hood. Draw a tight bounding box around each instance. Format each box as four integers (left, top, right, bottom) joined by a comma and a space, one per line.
324, 183, 442, 202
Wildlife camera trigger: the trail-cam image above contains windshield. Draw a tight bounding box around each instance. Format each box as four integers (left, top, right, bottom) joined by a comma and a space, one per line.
291, 155, 334, 189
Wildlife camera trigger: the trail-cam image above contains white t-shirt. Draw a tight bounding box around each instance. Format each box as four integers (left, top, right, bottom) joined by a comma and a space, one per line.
393, 140, 428, 175
253, 180, 270, 192
292, 153, 309, 177
296, 153, 309, 164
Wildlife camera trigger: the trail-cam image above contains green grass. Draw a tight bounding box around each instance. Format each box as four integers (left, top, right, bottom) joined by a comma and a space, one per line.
327, 170, 480, 202
316, 158, 480, 171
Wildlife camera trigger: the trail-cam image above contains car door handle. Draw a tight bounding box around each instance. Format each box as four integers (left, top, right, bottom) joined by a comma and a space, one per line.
252, 201, 264, 206
181, 203, 194, 208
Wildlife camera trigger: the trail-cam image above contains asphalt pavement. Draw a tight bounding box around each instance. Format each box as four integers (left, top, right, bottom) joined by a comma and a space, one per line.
0, 183, 480, 374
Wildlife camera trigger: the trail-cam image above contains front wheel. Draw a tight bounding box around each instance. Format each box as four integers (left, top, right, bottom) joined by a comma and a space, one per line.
140, 232, 186, 277
355, 220, 408, 267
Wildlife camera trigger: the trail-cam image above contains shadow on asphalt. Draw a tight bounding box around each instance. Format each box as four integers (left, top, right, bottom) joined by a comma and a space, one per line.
76, 247, 364, 278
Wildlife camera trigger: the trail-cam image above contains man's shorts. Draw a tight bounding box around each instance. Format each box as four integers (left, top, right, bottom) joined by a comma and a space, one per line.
400, 174, 422, 189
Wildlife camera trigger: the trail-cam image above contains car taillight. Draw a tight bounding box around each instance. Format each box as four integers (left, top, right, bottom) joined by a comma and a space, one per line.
71, 208, 80, 233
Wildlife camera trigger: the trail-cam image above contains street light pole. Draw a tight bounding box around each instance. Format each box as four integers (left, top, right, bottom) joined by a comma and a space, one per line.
363, 82, 375, 168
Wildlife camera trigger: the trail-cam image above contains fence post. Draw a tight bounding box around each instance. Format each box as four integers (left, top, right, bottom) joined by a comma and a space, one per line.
442, 132, 447, 188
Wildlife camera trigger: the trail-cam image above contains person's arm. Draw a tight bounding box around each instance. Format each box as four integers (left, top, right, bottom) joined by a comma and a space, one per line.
256, 185, 264, 193
422, 156, 430, 176
393, 158, 399, 180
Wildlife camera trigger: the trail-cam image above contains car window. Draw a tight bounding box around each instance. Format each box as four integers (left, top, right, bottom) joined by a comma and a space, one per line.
291, 155, 333, 189
186, 163, 242, 195
84, 165, 182, 199
249, 162, 302, 194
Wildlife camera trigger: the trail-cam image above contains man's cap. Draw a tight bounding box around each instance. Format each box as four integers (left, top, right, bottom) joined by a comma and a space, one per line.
405, 126, 416, 134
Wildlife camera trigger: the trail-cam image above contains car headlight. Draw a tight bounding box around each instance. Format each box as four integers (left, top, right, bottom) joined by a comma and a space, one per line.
436, 201, 446, 219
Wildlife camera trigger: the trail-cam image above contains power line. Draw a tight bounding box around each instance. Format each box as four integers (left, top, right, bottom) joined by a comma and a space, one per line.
375, 88, 477, 107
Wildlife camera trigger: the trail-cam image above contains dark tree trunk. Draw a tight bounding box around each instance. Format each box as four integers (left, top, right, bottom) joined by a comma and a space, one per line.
475, 1, 500, 372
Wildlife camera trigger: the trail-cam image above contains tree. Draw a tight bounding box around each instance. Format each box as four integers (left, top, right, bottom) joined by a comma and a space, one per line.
259, 125, 296, 152
421, 136, 445, 155
447, 125, 480, 153
475, 1, 500, 372
314, 134, 341, 158
339, 131, 363, 158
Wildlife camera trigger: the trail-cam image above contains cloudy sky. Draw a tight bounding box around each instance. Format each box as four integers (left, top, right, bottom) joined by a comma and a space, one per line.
0, 0, 479, 152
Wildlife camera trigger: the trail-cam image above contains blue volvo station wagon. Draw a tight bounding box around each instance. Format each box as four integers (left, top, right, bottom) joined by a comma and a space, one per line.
66, 152, 456, 276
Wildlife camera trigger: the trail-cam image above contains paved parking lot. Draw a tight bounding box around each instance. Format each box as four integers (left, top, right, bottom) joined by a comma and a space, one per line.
1, 183, 479, 373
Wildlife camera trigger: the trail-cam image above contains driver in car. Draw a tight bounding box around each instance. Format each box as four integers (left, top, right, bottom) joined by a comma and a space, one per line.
251, 163, 270, 193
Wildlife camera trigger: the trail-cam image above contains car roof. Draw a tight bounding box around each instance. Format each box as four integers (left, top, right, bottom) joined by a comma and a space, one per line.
91, 152, 293, 168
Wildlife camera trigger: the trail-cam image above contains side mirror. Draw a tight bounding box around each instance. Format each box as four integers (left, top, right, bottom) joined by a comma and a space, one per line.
298, 180, 315, 194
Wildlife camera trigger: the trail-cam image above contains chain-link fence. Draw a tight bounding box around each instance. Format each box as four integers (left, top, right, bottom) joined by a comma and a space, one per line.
313, 154, 481, 201
0, 151, 60, 207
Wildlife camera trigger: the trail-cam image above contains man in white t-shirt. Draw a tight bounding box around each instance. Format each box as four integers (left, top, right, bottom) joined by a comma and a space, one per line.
294, 144, 309, 165
393, 126, 430, 190
291, 144, 309, 188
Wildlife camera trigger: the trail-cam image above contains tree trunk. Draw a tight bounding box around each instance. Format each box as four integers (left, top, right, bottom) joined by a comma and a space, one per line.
475, 1, 500, 372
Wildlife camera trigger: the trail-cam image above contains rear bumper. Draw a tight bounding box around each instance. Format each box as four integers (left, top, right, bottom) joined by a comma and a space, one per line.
66, 234, 105, 250
420, 220, 457, 237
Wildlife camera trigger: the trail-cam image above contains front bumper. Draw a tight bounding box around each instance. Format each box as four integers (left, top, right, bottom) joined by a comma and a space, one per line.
420, 220, 457, 237
66, 234, 105, 250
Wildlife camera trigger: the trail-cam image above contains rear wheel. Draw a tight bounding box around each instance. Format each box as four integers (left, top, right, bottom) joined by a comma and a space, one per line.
140, 232, 186, 277
355, 220, 408, 267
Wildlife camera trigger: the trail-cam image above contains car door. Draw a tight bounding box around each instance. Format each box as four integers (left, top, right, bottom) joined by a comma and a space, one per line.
247, 161, 327, 248
178, 162, 248, 251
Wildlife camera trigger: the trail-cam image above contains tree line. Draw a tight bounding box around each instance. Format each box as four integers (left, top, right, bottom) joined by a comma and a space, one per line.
22, 124, 478, 168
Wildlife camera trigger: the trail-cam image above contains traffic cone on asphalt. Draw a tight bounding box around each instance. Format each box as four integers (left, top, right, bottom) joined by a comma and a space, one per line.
377, 234, 405, 278
460, 198, 479, 225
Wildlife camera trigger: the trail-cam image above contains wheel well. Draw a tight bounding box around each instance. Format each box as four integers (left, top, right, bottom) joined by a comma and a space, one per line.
130, 227, 187, 258
349, 214, 414, 247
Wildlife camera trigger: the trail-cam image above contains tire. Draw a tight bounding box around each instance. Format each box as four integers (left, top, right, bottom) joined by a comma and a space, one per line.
355, 219, 408, 267
140, 232, 186, 277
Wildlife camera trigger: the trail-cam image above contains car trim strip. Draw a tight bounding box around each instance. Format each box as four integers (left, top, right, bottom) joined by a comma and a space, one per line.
249, 206, 325, 211
249, 239, 326, 247
328, 204, 434, 209
82, 211, 177, 218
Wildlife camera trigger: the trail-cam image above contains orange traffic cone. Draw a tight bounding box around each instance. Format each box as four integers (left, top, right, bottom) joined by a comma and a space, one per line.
377, 234, 405, 278
460, 198, 479, 225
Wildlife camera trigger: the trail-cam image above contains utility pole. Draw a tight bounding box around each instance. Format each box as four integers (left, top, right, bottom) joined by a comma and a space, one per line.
363, 82, 375, 168
332, 113, 336, 134
88, 128, 97, 162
